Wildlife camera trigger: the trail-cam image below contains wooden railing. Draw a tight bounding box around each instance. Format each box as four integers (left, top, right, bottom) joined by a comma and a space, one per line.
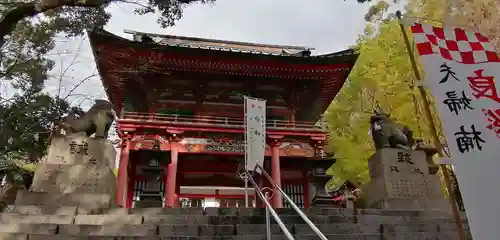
120, 112, 325, 131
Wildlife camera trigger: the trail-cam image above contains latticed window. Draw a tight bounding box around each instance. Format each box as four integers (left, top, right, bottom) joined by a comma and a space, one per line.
283, 183, 304, 208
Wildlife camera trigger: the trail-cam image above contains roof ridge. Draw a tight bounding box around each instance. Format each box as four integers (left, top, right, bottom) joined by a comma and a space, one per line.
123, 29, 314, 51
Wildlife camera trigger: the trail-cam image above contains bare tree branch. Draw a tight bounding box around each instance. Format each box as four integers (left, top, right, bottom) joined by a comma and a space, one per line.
56, 37, 85, 100
62, 72, 97, 100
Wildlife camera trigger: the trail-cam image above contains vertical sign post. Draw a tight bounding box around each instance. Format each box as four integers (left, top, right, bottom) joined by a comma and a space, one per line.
408, 20, 500, 240
244, 96, 266, 207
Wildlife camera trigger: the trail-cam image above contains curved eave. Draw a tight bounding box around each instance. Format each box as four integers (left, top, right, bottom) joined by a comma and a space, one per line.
88, 29, 359, 118
89, 29, 358, 64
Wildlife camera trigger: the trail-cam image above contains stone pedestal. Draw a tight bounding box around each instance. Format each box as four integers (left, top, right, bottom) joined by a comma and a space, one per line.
365, 149, 450, 214
22, 133, 118, 212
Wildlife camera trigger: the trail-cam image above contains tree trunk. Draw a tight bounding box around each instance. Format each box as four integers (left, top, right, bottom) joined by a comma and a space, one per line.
0, 0, 105, 48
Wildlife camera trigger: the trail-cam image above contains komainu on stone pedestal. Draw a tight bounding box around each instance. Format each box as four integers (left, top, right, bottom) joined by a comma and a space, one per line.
56, 99, 115, 139
370, 111, 414, 150
364, 149, 451, 215
18, 133, 118, 213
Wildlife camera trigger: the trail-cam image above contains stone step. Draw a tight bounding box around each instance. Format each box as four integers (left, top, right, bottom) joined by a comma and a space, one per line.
356, 215, 468, 225
0, 223, 471, 235
130, 207, 460, 218
154, 224, 472, 237
74, 214, 142, 225
143, 214, 462, 225
383, 232, 473, 240
14, 192, 115, 214
59, 224, 156, 236
5, 205, 466, 221
295, 223, 470, 234
0, 214, 73, 224
0, 233, 473, 240
5, 205, 78, 216
0, 224, 155, 237
29, 236, 114, 240
0, 233, 26, 240
295, 223, 379, 234
6, 205, 459, 217
0, 224, 57, 234
0, 213, 466, 227
4, 232, 469, 240
0, 223, 471, 239
5, 205, 131, 216
143, 214, 355, 225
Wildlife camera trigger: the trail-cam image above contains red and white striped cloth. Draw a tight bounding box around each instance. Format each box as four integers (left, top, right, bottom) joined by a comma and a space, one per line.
410, 23, 500, 64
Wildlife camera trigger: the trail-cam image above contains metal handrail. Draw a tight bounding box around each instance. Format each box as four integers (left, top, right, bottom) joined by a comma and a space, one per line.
239, 167, 295, 240
254, 164, 328, 240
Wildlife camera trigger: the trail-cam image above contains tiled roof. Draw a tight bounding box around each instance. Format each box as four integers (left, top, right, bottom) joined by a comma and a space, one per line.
123, 29, 315, 57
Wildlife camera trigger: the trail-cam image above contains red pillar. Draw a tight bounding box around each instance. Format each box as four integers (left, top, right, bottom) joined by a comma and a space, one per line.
166, 141, 179, 207
174, 173, 181, 208
271, 142, 283, 208
117, 139, 130, 207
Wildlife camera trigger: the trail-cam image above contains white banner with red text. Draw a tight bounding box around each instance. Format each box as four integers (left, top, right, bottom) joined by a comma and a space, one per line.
410, 22, 500, 240
244, 96, 266, 171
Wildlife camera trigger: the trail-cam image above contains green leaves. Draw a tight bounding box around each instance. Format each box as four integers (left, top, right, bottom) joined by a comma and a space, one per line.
0, 151, 33, 186
0, 93, 83, 163
133, 0, 215, 28
325, 2, 446, 185
43, 6, 110, 37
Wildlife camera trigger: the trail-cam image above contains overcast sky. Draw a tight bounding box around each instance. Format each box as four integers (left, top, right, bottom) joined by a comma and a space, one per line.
42, 0, 370, 110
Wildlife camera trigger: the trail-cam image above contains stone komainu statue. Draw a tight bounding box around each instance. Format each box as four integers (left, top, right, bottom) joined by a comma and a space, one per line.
369, 111, 414, 150
57, 99, 115, 139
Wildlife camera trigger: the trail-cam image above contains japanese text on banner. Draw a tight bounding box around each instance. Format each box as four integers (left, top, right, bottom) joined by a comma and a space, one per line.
244, 96, 266, 170
410, 22, 500, 240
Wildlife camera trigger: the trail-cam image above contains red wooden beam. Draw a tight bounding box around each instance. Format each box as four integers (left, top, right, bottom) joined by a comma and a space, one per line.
117, 122, 327, 137
178, 194, 254, 199
178, 159, 240, 174
96, 44, 353, 74
180, 176, 243, 187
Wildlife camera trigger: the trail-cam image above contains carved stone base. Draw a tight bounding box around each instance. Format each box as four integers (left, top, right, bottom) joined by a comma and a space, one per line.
364, 149, 451, 215
365, 178, 451, 214
27, 134, 117, 210
30, 164, 117, 194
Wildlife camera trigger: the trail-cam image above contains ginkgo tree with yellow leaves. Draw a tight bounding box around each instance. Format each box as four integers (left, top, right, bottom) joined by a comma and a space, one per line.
324, 0, 450, 188
326, 0, 498, 196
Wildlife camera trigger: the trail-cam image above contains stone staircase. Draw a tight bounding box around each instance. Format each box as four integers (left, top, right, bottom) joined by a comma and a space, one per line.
5, 135, 470, 239
0, 203, 471, 239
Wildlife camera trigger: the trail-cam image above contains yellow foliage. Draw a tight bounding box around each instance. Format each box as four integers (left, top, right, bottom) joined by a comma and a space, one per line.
325, 0, 450, 186
18, 163, 37, 172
